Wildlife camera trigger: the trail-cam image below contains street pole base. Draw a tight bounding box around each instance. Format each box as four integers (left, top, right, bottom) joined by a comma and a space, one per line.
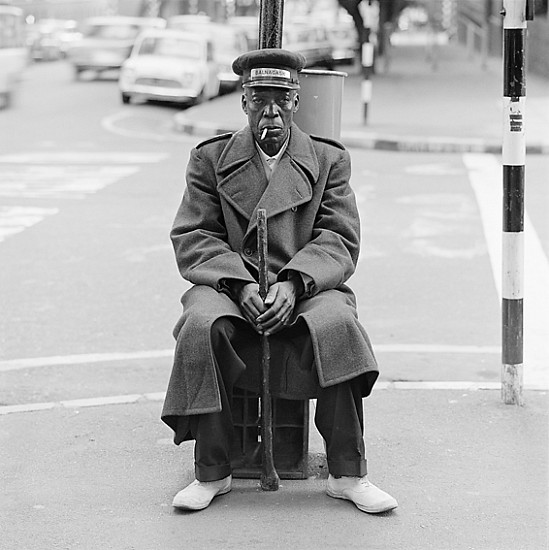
502, 363, 524, 405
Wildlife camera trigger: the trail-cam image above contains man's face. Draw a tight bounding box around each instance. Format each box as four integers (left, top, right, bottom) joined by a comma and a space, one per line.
242, 86, 299, 155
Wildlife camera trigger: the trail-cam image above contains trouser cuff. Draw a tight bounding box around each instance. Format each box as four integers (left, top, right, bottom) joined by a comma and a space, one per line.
328, 459, 367, 478
195, 463, 232, 482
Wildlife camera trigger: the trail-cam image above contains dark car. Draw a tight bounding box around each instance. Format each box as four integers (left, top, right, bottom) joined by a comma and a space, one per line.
283, 22, 334, 69
66, 16, 166, 79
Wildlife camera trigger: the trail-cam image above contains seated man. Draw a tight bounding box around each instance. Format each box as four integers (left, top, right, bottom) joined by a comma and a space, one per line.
161, 48, 397, 514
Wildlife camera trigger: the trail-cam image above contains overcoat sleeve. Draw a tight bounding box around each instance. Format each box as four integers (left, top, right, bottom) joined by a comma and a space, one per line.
170, 146, 256, 290
280, 146, 360, 296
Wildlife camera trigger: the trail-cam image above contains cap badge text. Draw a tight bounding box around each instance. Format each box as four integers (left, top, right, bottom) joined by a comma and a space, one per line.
251, 68, 291, 79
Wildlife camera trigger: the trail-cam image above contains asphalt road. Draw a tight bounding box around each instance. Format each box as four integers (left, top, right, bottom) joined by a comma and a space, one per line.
1, 60, 548, 398
0, 59, 548, 550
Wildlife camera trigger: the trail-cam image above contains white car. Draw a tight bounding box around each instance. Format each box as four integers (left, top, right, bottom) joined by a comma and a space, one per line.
0, 5, 27, 109
119, 29, 221, 105
167, 17, 248, 93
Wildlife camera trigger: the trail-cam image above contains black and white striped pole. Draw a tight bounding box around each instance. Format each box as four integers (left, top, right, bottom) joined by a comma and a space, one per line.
501, 0, 530, 405
361, 38, 374, 124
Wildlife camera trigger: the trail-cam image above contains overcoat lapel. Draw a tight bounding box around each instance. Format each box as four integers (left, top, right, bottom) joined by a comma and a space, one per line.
216, 129, 268, 221
216, 124, 321, 236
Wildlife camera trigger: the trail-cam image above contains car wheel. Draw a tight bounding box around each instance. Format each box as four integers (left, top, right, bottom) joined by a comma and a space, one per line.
210, 80, 221, 100
194, 89, 205, 105
0, 91, 10, 109
121, 93, 131, 104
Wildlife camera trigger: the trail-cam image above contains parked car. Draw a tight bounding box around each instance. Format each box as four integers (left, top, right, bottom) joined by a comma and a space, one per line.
118, 29, 220, 106
165, 14, 212, 28
283, 22, 334, 69
328, 21, 359, 66
228, 16, 337, 69
56, 20, 83, 58
227, 16, 259, 50
167, 16, 248, 92
27, 19, 71, 61
66, 16, 166, 79
0, 5, 27, 109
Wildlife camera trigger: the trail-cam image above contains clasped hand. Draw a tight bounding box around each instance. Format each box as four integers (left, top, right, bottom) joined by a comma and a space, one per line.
237, 280, 299, 336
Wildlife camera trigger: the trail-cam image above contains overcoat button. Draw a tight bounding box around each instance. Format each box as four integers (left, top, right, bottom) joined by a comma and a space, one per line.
244, 248, 253, 256
291, 206, 297, 212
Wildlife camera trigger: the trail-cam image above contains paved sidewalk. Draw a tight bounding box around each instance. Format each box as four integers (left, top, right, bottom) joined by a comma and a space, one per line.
173, 38, 549, 153
2, 388, 547, 549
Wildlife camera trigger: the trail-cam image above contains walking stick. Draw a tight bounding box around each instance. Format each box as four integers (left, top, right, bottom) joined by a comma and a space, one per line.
257, 208, 280, 491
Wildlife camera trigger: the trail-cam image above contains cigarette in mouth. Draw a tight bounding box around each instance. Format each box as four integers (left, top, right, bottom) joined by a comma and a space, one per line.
261, 128, 268, 140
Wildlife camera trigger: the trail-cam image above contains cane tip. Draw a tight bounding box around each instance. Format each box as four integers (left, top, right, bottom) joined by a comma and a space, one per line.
260, 474, 280, 491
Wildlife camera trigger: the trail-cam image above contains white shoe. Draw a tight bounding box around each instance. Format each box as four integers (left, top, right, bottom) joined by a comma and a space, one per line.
327, 474, 398, 514
172, 475, 232, 511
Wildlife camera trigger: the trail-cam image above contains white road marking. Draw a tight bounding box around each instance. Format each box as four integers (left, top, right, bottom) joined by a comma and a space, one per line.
0, 393, 164, 416
378, 381, 502, 390
102, 111, 195, 143
60, 394, 143, 408
0, 151, 167, 242
0, 206, 59, 243
464, 153, 549, 388
0, 346, 542, 417
375, 344, 500, 354
0, 152, 168, 164
0, 402, 58, 414
0, 345, 499, 372
404, 163, 465, 176
0, 345, 502, 373
0, 165, 140, 199
0, 350, 174, 372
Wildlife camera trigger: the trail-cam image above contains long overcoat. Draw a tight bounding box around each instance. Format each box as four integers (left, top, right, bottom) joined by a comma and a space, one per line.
161, 123, 379, 436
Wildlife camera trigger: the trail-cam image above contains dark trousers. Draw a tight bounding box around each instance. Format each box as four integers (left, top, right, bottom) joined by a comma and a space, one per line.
188, 318, 368, 482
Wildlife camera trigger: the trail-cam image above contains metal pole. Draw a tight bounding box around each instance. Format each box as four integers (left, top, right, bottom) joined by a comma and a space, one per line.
501, 0, 527, 405
360, 1, 376, 124
361, 36, 374, 124
258, 0, 284, 49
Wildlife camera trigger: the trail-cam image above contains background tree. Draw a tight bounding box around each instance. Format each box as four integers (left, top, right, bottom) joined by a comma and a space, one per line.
337, 0, 410, 58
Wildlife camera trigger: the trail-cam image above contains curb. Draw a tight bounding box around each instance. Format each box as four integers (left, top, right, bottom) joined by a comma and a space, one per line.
173, 115, 549, 155
2, 384, 545, 417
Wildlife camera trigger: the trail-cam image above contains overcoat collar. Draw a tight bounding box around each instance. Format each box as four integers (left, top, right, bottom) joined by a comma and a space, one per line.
216, 124, 320, 230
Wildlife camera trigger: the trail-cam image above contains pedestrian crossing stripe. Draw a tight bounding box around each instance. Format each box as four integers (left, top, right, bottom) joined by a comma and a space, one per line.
0, 165, 140, 199
0, 152, 167, 243
0, 206, 59, 243
0, 152, 168, 164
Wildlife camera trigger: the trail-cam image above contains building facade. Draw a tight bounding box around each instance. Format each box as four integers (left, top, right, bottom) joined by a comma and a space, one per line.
455, 0, 549, 77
